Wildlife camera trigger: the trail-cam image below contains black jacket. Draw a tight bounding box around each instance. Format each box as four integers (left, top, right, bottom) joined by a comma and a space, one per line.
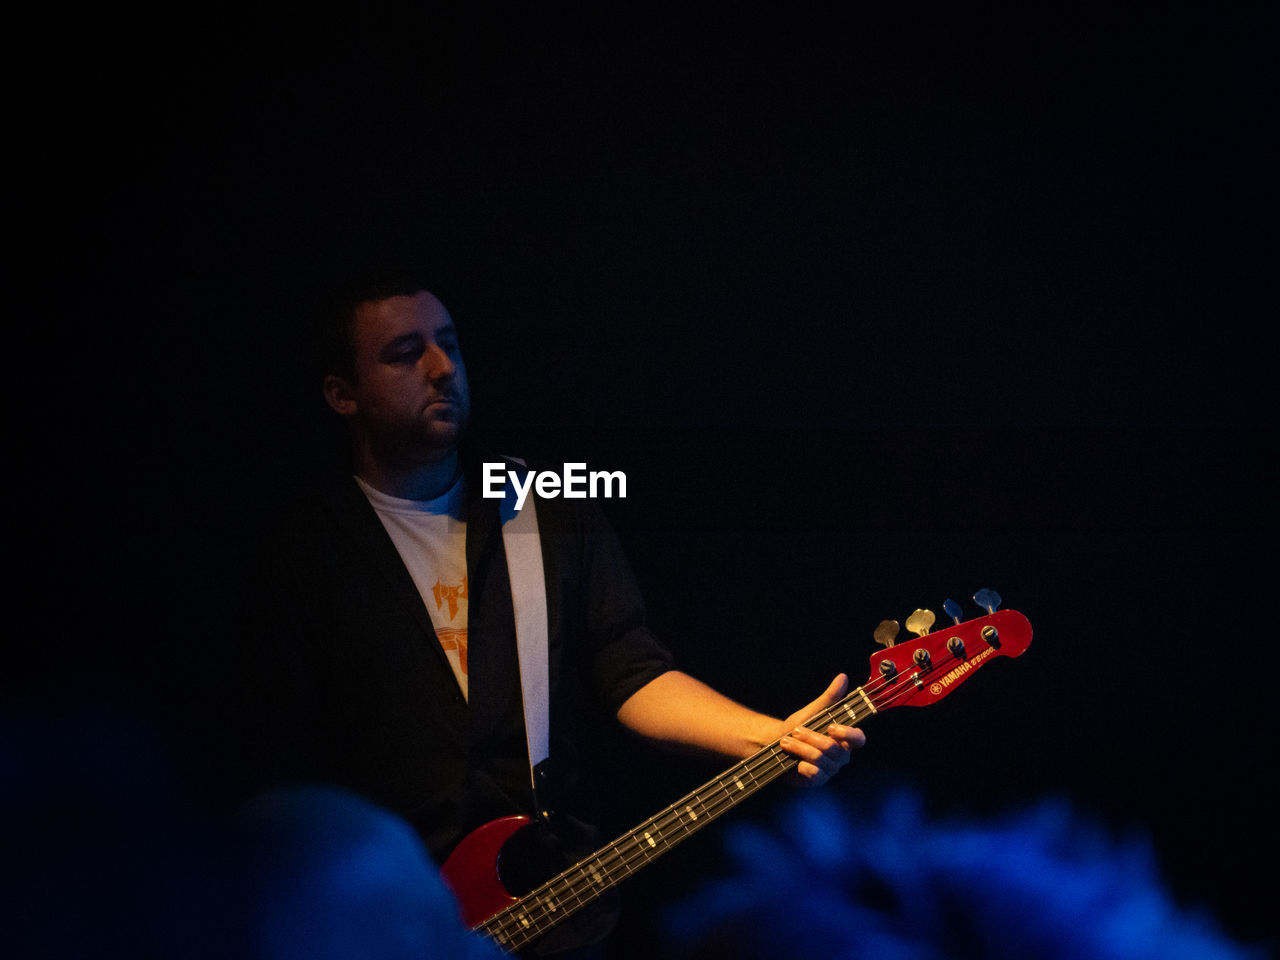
237, 456, 673, 862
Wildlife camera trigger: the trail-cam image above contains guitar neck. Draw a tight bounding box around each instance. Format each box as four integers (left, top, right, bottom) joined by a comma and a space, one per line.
479, 686, 879, 952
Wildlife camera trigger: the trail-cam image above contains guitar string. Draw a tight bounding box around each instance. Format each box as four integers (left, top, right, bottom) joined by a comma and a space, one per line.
485, 658, 959, 948
487, 659, 958, 950
484, 668, 903, 940
485, 645, 986, 948
491, 611, 1033, 946
488, 740, 806, 950
484, 717, 832, 948
490, 710, 869, 949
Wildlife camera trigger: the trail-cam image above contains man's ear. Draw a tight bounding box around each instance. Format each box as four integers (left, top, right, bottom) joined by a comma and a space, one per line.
323, 374, 358, 416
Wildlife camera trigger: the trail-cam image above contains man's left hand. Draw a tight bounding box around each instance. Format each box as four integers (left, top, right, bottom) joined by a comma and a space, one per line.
777, 674, 866, 788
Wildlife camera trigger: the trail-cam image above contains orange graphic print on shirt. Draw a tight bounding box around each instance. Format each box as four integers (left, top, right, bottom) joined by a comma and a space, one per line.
433, 576, 468, 619
432, 576, 468, 674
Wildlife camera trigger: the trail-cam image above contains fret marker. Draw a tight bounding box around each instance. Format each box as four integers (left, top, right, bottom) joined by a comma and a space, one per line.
520, 915, 530, 928
686, 804, 698, 821
734, 777, 744, 790
643, 831, 656, 848
591, 865, 604, 885
546, 898, 557, 913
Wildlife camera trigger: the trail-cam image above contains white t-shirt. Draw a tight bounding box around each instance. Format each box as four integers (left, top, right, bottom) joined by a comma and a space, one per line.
355, 475, 470, 700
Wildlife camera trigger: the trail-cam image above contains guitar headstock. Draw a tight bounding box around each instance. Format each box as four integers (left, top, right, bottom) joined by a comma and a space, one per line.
865, 590, 1032, 711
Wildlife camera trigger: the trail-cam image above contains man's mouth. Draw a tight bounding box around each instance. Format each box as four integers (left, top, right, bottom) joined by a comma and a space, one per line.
424, 396, 458, 412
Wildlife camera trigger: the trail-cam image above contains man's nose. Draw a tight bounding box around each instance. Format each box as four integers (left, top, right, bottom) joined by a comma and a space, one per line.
423, 343, 455, 381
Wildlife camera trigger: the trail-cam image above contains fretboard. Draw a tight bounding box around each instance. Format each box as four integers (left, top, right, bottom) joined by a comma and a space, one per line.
480, 685, 879, 952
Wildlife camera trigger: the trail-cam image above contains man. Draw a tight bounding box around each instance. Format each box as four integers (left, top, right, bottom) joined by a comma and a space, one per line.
240, 272, 864, 956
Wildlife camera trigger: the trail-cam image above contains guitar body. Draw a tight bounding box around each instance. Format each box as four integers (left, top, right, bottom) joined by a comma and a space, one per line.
440, 815, 531, 928
442, 813, 622, 954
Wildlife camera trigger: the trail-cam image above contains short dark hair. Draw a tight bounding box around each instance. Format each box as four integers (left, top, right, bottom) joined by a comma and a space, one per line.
302, 213, 455, 383
313, 262, 440, 383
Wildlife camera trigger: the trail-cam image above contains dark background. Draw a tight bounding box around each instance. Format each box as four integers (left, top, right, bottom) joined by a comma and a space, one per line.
13, 3, 1273, 954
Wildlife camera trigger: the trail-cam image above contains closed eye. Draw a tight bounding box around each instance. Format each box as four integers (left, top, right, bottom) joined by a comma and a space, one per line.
381, 334, 425, 364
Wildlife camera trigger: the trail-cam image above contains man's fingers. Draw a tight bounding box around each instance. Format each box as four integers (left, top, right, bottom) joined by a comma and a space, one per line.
784, 723, 864, 754
778, 675, 866, 787
826, 722, 867, 750
780, 726, 852, 774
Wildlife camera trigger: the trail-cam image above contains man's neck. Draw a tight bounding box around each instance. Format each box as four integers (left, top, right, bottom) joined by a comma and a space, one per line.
354, 450, 462, 501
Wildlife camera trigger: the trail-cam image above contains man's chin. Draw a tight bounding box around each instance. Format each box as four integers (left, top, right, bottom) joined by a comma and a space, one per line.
411, 422, 465, 458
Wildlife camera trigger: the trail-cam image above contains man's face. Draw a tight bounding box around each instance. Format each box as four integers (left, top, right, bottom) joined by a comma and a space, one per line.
332, 290, 471, 465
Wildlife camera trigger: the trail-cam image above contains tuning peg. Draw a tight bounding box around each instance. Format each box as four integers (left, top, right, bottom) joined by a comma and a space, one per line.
973, 588, 1002, 614
905, 608, 936, 639
874, 620, 900, 648
943, 598, 963, 624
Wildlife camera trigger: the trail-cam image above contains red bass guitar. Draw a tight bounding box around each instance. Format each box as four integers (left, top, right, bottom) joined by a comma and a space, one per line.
441, 592, 1032, 955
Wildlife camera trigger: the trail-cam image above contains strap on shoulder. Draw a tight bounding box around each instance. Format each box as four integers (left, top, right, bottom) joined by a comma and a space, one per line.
497, 456, 550, 815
